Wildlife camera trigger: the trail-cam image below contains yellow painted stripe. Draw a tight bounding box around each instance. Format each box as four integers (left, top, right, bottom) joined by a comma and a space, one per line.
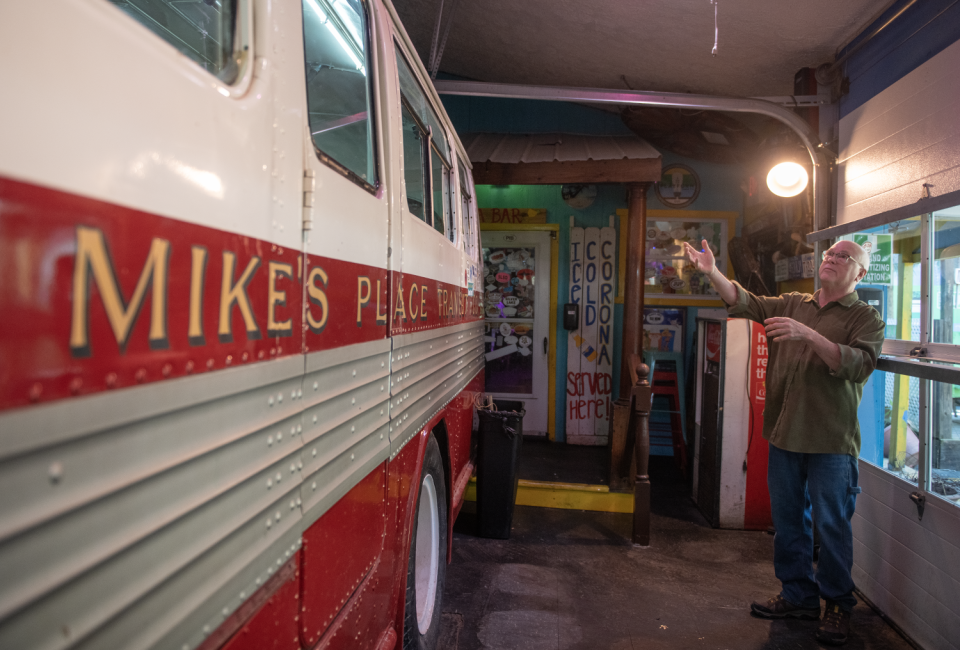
463, 478, 634, 513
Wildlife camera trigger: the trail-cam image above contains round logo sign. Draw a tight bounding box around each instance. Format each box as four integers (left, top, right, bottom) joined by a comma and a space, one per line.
655, 164, 701, 209
496, 272, 511, 283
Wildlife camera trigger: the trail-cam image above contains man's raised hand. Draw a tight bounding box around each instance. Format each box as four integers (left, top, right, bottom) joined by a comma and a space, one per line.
682, 239, 716, 274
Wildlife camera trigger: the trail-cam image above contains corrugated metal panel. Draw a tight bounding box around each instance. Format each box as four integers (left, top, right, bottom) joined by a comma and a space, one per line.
462, 133, 659, 165
300, 339, 391, 524
837, 39, 960, 226
389, 322, 485, 458
0, 358, 307, 650
0, 327, 483, 650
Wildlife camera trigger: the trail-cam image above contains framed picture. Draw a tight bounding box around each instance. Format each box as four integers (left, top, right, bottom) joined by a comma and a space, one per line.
643, 308, 684, 352
617, 210, 736, 306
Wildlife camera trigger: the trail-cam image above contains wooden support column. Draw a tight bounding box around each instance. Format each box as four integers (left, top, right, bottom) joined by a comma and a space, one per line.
620, 183, 648, 397
610, 183, 649, 489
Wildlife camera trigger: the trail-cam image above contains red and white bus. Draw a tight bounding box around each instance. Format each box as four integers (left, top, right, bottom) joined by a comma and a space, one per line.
0, 1, 484, 649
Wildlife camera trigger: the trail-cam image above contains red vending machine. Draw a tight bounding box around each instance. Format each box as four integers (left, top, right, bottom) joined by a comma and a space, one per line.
693, 317, 772, 530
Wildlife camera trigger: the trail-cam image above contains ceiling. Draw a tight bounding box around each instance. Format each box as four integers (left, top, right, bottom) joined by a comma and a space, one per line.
394, 0, 893, 98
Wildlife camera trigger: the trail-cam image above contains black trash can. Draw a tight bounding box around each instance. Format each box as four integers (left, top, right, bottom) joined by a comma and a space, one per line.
476, 399, 525, 539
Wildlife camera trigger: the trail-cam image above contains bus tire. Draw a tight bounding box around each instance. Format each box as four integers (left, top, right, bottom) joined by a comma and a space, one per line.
403, 435, 448, 650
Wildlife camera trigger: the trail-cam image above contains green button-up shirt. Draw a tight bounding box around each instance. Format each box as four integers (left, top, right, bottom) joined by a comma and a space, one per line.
727, 282, 885, 457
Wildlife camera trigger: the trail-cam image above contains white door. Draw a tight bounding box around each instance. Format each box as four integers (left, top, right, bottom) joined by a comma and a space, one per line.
481, 230, 551, 435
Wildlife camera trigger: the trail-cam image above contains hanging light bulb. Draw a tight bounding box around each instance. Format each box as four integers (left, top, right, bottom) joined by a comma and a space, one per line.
766, 161, 809, 197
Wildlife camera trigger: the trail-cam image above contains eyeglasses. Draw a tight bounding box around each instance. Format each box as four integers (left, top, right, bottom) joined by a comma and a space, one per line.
822, 250, 864, 270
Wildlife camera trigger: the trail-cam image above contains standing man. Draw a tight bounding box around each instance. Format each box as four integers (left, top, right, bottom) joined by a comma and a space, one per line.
683, 239, 884, 646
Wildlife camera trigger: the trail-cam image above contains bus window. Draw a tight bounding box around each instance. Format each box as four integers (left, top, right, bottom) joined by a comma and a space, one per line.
459, 159, 475, 255
431, 148, 450, 237
397, 44, 458, 235
303, 0, 378, 188
402, 104, 427, 219
395, 49, 449, 163
109, 0, 240, 83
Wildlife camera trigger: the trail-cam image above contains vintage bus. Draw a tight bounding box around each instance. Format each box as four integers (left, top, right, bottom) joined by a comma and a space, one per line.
0, 1, 484, 649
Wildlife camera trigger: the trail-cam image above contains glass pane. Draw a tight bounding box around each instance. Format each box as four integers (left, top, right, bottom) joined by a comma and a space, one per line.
482, 248, 536, 319
930, 380, 960, 506
840, 216, 922, 342
484, 320, 534, 394
932, 207, 960, 345
111, 0, 238, 82
303, 0, 377, 184
864, 371, 920, 486
401, 105, 426, 220
394, 47, 449, 162
431, 150, 449, 236
645, 220, 725, 297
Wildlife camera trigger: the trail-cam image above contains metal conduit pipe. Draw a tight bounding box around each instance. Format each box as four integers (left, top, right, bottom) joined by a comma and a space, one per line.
433, 80, 832, 235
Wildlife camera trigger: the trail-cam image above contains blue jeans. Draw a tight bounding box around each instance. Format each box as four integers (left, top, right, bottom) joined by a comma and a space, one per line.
767, 444, 861, 611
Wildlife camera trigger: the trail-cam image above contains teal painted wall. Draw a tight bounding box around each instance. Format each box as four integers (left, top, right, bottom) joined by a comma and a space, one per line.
444, 95, 745, 443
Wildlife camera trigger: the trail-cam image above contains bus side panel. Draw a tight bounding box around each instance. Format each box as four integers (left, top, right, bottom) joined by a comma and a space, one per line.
449, 370, 484, 531
215, 555, 301, 650
0, 177, 302, 413
386, 426, 432, 642
299, 462, 387, 647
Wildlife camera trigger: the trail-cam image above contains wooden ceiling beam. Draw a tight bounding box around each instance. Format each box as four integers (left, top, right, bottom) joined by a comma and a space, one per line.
471, 157, 662, 185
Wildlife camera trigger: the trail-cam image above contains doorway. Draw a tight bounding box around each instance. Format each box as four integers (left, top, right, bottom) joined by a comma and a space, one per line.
481, 229, 554, 436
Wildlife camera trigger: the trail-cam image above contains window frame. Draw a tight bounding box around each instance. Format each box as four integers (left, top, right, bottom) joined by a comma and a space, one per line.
393, 40, 457, 242
844, 208, 960, 507
110, 0, 255, 97
302, 0, 381, 195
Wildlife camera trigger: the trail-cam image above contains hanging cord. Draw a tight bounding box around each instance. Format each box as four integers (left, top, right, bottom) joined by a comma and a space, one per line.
711, 0, 719, 56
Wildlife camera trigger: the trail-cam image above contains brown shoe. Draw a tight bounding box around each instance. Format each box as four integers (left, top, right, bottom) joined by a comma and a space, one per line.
750, 594, 820, 620
815, 602, 851, 645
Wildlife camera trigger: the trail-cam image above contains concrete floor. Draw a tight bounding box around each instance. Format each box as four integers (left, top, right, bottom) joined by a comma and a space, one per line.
439, 456, 915, 650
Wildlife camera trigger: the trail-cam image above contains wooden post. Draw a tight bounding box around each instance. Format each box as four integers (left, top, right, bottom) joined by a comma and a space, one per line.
610, 183, 649, 488
632, 363, 652, 546
621, 183, 648, 397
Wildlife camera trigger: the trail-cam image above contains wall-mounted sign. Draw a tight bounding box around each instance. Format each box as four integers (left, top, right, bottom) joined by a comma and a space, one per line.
479, 208, 547, 225
774, 253, 816, 282
643, 308, 683, 353
654, 164, 701, 209
566, 226, 616, 446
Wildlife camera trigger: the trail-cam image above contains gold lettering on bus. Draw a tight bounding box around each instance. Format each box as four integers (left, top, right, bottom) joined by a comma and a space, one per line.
376, 280, 388, 325
267, 261, 294, 337
307, 266, 329, 334
70, 226, 170, 356
409, 284, 420, 320
357, 277, 371, 326
188, 246, 208, 346
420, 284, 427, 321
394, 281, 407, 322
218, 252, 261, 343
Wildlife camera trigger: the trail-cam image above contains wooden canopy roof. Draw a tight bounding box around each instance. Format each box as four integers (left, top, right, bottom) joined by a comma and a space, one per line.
462, 132, 662, 185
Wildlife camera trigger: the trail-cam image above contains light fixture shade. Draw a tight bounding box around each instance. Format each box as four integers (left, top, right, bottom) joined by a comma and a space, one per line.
766, 162, 809, 197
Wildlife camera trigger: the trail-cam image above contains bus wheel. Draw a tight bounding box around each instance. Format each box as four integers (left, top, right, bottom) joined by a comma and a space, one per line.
403, 435, 448, 650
